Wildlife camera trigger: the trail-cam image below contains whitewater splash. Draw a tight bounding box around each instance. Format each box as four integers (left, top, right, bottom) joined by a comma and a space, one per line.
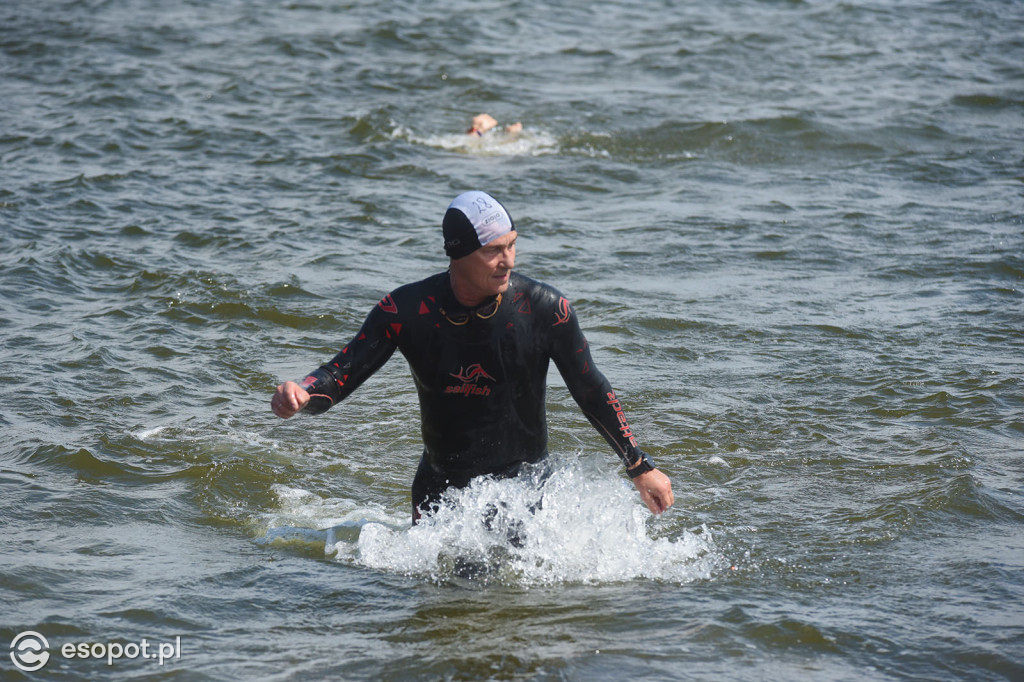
265, 457, 723, 586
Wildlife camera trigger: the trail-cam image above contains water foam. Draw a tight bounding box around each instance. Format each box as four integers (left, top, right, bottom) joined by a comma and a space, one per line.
262, 484, 404, 548
346, 459, 722, 586
134, 425, 169, 440
393, 125, 560, 157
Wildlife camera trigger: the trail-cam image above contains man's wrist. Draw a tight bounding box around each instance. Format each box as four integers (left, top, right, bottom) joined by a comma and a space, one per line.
626, 451, 656, 479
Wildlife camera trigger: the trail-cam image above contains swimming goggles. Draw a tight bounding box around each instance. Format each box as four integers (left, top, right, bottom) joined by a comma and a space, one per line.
439, 292, 502, 326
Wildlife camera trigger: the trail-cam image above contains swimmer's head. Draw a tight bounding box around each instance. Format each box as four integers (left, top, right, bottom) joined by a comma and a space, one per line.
443, 191, 515, 260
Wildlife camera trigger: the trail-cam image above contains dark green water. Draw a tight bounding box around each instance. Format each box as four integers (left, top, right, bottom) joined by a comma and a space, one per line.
2, 0, 1022, 679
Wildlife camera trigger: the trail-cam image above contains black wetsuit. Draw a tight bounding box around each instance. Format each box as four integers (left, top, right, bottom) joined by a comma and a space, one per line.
299, 271, 647, 518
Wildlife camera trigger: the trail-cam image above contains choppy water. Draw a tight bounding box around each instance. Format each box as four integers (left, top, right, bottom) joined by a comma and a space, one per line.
2, 0, 1023, 679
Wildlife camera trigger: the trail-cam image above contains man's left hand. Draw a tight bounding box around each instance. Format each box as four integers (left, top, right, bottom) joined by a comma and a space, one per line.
632, 468, 674, 515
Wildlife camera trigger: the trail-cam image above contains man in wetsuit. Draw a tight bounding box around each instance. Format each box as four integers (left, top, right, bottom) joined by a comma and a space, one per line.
271, 190, 674, 521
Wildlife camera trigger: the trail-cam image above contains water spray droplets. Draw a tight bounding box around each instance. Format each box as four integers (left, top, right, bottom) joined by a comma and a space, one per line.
350, 460, 723, 586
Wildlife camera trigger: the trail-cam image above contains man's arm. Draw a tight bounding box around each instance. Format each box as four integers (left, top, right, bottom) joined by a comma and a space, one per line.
549, 296, 674, 514
270, 296, 399, 419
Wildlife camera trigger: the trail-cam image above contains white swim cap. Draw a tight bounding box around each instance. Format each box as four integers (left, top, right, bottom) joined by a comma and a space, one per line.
442, 191, 515, 259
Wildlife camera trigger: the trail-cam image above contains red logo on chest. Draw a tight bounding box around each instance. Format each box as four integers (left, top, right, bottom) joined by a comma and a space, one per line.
446, 364, 495, 397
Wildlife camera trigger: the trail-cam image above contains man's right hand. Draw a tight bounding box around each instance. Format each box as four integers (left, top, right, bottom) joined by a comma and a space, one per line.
271, 381, 310, 419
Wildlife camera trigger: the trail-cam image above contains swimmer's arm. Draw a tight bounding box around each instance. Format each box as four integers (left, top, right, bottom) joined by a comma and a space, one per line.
271, 300, 398, 418
547, 298, 639, 463
576, 381, 675, 514
549, 299, 674, 514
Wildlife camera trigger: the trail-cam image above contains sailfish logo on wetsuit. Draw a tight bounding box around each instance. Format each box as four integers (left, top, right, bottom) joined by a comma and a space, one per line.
446, 364, 495, 397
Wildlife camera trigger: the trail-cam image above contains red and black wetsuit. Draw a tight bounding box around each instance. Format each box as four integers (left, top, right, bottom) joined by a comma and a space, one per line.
299, 271, 648, 518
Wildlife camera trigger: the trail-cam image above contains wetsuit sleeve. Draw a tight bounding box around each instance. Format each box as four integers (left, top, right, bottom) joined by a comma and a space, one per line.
298, 297, 399, 415
549, 296, 647, 470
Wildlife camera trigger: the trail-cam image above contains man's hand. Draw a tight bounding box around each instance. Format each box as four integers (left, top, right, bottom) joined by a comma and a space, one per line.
632, 468, 674, 515
271, 381, 310, 419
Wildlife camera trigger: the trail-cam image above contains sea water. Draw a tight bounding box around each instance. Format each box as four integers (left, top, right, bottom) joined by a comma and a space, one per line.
2, 0, 1022, 679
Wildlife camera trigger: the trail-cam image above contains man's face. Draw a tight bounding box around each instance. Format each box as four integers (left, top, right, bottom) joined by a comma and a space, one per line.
451, 231, 517, 305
